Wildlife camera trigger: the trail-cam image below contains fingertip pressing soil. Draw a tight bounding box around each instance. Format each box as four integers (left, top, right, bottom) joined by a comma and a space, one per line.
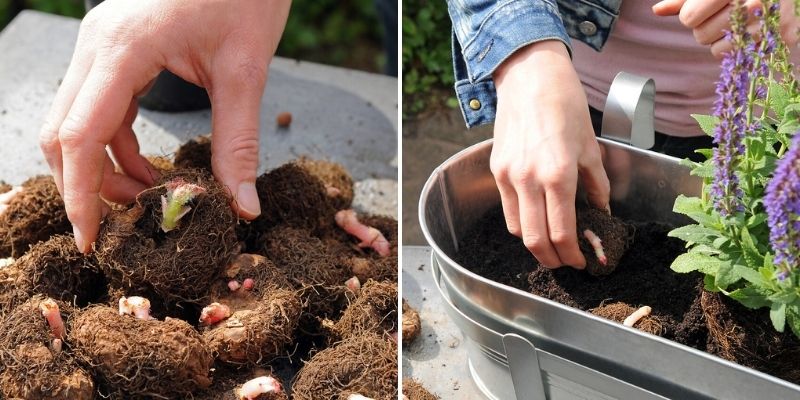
292, 334, 397, 400
576, 206, 634, 276
295, 157, 355, 210
590, 302, 664, 336
0, 296, 94, 400
70, 305, 213, 398
0, 176, 70, 258
401, 300, 421, 345
403, 378, 438, 400
332, 280, 397, 341
95, 169, 238, 306
174, 135, 212, 172
0, 234, 105, 318
701, 290, 800, 383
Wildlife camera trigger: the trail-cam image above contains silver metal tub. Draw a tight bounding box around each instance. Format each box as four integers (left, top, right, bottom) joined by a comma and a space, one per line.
419, 77, 800, 399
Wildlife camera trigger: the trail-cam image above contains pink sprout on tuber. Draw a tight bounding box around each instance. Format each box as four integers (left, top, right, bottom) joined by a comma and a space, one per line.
160, 178, 206, 232
325, 185, 342, 197
200, 302, 231, 326
228, 280, 241, 291
39, 299, 64, 340
242, 278, 255, 291
237, 376, 282, 400
51, 338, 63, 354
582, 229, 607, 266
623, 306, 652, 327
118, 296, 154, 320
345, 276, 361, 294
335, 209, 390, 257
0, 186, 23, 217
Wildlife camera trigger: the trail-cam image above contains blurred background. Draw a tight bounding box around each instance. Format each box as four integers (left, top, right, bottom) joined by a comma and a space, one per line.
402, 0, 491, 244
0, 0, 390, 74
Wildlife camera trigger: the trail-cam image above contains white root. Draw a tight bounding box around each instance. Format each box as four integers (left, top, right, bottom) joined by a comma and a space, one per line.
623, 306, 652, 327
582, 229, 607, 266
51, 338, 62, 354
0, 257, 14, 268
118, 296, 154, 320
237, 376, 282, 399
39, 299, 64, 339
347, 395, 375, 400
345, 276, 361, 294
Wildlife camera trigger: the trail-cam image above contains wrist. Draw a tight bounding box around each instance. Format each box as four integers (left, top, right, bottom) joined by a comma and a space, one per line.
494, 40, 575, 97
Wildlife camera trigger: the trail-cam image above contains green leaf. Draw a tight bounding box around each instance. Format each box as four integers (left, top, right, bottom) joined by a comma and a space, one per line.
734, 265, 768, 288
689, 162, 714, 179
747, 213, 768, 229
712, 236, 730, 249
673, 195, 705, 215
739, 226, 765, 267
728, 287, 770, 309
704, 274, 719, 291
692, 114, 719, 137
771, 303, 787, 332
670, 252, 722, 274
715, 261, 741, 289
787, 306, 800, 339
767, 290, 797, 304
668, 225, 718, 245
770, 82, 790, 118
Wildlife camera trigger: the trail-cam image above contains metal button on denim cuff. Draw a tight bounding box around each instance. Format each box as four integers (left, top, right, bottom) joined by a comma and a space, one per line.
579, 21, 597, 36
469, 99, 481, 110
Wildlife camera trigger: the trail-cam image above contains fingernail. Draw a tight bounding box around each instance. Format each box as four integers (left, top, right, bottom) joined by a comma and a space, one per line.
73, 224, 88, 254
237, 182, 261, 218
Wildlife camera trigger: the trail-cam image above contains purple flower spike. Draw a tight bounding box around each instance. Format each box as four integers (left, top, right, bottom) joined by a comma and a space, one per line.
765, 133, 800, 276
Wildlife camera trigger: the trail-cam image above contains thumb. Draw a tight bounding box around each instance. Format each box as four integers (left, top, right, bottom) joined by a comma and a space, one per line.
652, 0, 686, 16
209, 63, 267, 220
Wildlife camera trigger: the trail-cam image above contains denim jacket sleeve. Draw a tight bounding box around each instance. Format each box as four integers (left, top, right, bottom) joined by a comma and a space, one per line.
447, 0, 622, 128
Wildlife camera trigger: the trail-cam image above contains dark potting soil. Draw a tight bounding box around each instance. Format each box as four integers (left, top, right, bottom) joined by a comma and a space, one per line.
455, 205, 800, 384
454, 205, 707, 350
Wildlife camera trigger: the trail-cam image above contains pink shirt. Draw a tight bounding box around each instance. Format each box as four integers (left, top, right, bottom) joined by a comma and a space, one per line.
572, 1, 720, 137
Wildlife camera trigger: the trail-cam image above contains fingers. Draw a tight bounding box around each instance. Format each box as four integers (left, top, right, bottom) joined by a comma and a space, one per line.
676, 0, 730, 28
516, 180, 562, 268
491, 149, 521, 236
652, 0, 686, 16
209, 58, 268, 220
59, 60, 140, 253
543, 170, 585, 269
100, 154, 148, 204
692, 4, 733, 45
579, 142, 611, 212
108, 99, 159, 185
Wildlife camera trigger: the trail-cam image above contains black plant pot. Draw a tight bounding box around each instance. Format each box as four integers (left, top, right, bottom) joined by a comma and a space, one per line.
84, 0, 211, 112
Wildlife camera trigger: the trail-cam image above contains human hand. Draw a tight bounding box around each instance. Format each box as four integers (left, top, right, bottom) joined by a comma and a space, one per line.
491, 40, 610, 269
653, 0, 799, 58
39, 0, 291, 253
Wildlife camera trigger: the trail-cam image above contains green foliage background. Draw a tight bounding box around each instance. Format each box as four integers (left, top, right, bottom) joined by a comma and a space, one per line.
402, 0, 456, 116
0, 0, 385, 73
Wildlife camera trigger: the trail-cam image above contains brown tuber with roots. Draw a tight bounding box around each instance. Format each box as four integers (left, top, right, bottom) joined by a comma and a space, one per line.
402, 300, 421, 345
295, 157, 354, 210
402, 378, 438, 400
201, 253, 301, 366
0, 234, 104, 319
576, 206, 633, 276
332, 280, 397, 341
335, 209, 391, 257
292, 334, 397, 400
0, 176, 71, 258
70, 303, 213, 398
0, 296, 94, 400
590, 302, 663, 336
95, 169, 238, 306
174, 135, 212, 172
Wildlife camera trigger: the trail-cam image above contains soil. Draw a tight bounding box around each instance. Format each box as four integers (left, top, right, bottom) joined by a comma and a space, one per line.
295, 157, 354, 210
401, 299, 421, 345
0, 234, 105, 318
403, 378, 438, 400
0, 176, 71, 258
455, 204, 800, 383
70, 305, 213, 399
576, 206, 634, 275
292, 334, 398, 400
94, 169, 239, 306
332, 280, 397, 341
0, 296, 94, 400
174, 135, 212, 172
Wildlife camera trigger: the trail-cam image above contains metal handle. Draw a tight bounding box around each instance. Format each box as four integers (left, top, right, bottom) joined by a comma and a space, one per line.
601, 72, 656, 150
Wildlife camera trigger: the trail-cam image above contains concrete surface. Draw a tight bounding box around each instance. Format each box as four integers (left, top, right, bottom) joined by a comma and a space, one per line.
402, 110, 491, 244
0, 11, 397, 188
403, 245, 484, 399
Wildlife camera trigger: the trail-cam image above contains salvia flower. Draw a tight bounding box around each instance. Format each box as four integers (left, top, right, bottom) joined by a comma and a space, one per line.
710, 12, 752, 217
765, 133, 800, 278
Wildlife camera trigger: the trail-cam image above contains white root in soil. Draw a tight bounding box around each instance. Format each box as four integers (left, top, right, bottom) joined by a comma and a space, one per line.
582, 229, 607, 266
237, 376, 282, 400
623, 306, 652, 327
118, 296, 155, 320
